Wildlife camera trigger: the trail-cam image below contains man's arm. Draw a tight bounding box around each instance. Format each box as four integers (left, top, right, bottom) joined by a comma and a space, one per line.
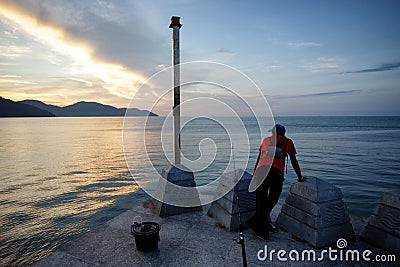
253, 152, 261, 174
289, 154, 306, 182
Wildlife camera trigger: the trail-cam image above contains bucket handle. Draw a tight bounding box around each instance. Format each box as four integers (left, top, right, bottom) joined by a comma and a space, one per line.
133, 215, 142, 225
131, 215, 143, 235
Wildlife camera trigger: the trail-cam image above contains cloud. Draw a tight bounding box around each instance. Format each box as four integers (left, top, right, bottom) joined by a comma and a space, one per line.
241, 62, 282, 73
287, 42, 321, 48
0, 74, 22, 78
0, 1, 161, 103
216, 48, 235, 54
296, 89, 361, 97
0, 44, 31, 57
268, 88, 400, 116
342, 62, 400, 74
68, 77, 93, 87
0, 0, 168, 72
0, 77, 37, 85
302, 57, 344, 72
269, 89, 362, 99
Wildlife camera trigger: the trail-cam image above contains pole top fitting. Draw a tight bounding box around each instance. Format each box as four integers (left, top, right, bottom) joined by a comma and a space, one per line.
169, 16, 182, 29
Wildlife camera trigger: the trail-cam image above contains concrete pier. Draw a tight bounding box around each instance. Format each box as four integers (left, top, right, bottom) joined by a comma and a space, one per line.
32, 200, 397, 267
361, 190, 400, 255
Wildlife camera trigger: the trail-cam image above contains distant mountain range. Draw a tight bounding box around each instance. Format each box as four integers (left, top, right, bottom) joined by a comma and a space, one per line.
0, 97, 56, 117
0, 97, 158, 117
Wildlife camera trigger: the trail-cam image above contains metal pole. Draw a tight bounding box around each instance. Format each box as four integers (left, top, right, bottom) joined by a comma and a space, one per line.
170, 16, 182, 165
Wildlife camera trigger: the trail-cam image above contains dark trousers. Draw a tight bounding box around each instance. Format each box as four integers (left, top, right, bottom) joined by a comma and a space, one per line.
249, 166, 284, 235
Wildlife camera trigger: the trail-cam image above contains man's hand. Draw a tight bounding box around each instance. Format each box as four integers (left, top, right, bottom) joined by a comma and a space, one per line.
298, 176, 307, 182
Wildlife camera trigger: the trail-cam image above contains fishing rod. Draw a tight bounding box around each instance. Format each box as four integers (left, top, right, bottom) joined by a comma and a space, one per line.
235, 184, 248, 267
232, 144, 247, 267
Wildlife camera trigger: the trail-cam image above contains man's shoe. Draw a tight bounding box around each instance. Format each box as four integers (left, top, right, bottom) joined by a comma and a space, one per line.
268, 222, 279, 234
254, 231, 269, 241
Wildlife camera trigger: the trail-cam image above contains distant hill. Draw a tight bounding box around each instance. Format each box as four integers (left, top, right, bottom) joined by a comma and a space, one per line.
19, 100, 63, 115
17, 99, 158, 117
120, 107, 158, 117
0, 97, 55, 117
60, 101, 121, 116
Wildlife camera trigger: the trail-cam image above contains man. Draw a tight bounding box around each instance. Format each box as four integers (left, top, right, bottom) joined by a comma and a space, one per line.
247, 124, 306, 241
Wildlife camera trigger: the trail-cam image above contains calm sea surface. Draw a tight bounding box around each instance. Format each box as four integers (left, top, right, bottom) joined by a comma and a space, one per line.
0, 116, 399, 265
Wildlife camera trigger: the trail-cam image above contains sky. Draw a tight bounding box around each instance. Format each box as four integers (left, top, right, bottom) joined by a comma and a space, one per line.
0, 0, 399, 116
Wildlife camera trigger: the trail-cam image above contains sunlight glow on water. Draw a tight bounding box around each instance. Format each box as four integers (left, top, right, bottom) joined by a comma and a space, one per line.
0, 118, 144, 266
0, 116, 399, 265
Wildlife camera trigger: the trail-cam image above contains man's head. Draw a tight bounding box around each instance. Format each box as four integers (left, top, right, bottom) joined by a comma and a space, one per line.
270, 124, 286, 136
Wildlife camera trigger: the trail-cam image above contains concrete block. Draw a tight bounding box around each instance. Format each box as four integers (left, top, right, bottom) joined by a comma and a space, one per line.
207, 201, 254, 231
381, 190, 400, 210
154, 200, 202, 217
276, 177, 355, 248
276, 212, 355, 248
156, 182, 201, 204
215, 183, 255, 210
289, 177, 342, 202
281, 202, 350, 229
285, 193, 319, 215
153, 164, 202, 217
367, 204, 400, 238
361, 190, 400, 255
161, 164, 195, 183
361, 224, 400, 255
217, 193, 255, 215
207, 169, 256, 231
219, 169, 252, 191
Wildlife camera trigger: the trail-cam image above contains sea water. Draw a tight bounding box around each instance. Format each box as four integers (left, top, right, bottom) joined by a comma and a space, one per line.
0, 116, 399, 265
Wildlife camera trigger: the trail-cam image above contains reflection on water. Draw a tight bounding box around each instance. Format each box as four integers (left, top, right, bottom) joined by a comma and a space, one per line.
0, 116, 400, 266
0, 117, 145, 266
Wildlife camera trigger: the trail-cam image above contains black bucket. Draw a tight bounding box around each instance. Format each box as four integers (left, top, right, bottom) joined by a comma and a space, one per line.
130, 216, 160, 252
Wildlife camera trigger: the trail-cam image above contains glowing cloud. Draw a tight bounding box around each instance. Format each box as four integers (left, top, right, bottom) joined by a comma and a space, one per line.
0, 4, 147, 100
